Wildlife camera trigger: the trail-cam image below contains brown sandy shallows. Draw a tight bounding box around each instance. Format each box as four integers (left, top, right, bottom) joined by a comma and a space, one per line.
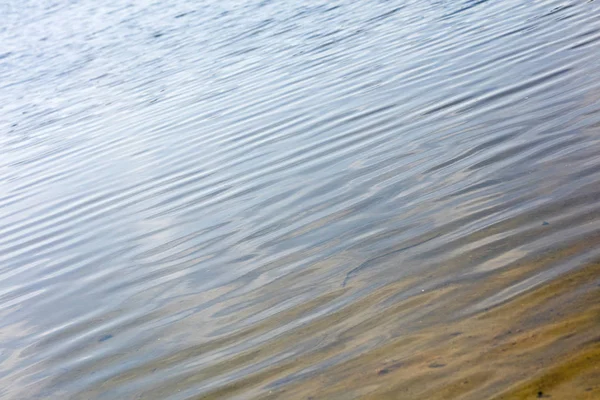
66, 236, 600, 400
193, 255, 600, 400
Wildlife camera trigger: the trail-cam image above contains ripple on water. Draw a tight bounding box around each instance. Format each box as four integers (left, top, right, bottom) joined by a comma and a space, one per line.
0, 0, 600, 399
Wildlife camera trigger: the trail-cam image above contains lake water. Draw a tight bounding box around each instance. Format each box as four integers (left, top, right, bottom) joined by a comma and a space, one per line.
1, 0, 600, 399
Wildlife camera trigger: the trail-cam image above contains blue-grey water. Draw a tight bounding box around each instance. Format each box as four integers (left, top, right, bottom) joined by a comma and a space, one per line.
1, 0, 600, 399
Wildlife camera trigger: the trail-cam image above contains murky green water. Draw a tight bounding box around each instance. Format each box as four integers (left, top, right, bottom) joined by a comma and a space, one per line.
1, 0, 599, 398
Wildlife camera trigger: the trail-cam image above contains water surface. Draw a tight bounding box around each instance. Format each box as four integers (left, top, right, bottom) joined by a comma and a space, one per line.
1, 0, 600, 399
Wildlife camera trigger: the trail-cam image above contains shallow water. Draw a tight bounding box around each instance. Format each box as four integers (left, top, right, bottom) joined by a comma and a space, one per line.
1, 0, 600, 398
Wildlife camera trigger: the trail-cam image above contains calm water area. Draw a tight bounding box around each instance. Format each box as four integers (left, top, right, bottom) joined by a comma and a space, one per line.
1, 0, 600, 399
